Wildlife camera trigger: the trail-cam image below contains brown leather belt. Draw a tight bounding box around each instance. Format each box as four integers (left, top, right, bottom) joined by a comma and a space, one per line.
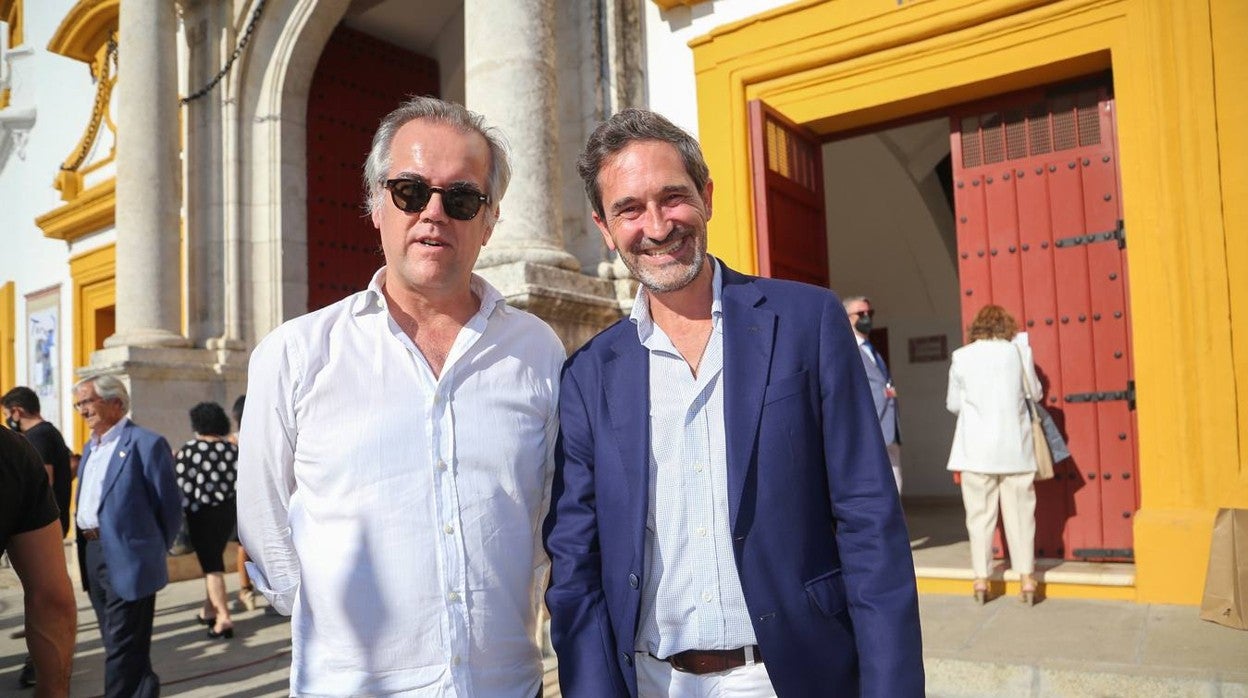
658, 646, 764, 675
81, 528, 100, 541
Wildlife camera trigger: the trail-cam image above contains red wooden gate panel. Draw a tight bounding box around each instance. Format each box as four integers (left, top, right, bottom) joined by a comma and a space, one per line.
306, 26, 439, 311
748, 100, 829, 287
950, 78, 1137, 561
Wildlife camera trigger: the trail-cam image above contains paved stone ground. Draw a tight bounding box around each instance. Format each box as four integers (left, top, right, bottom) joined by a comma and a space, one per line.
3, 541, 1246, 697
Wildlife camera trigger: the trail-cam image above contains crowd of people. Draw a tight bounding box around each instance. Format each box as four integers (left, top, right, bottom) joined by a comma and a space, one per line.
1, 95, 1067, 698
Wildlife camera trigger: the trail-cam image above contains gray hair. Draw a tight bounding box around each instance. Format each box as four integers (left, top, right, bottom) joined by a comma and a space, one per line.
363, 95, 511, 225
578, 108, 710, 220
74, 374, 130, 414
842, 295, 871, 311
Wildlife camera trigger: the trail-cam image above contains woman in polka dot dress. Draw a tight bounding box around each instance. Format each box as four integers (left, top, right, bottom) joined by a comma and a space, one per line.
175, 402, 239, 639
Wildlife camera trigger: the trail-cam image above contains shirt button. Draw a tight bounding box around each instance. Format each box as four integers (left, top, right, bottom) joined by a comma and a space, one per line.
452, 655, 461, 666
702, 591, 713, 603
697, 526, 707, 537
629, 573, 639, 589
448, 591, 461, 603
444, 524, 455, 534
436, 460, 448, 471
694, 463, 704, 473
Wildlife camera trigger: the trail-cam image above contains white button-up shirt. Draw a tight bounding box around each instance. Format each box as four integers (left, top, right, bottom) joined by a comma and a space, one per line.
237, 268, 564, 697
631, 259, 758, 658
76, 417, 129, 531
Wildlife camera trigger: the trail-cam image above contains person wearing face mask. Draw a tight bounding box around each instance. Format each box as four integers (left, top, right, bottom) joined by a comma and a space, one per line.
2, 387, 72, 538
843, 296, 902, 494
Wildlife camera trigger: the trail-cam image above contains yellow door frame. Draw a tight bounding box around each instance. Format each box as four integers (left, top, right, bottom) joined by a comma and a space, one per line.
69, 244, 115, 450
691, 0, 1246, 604
0, 281, 14, 390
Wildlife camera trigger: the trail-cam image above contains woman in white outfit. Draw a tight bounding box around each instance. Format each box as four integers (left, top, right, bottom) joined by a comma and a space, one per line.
946, 304, 1041, 605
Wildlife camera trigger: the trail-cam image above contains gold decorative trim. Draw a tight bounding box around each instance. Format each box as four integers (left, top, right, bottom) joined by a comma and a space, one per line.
55, 35, 116, 199
47, 0, 117, 63
1, 0, 22, 47
36, 178, 115, 241
650, 0, 707, 9
0, 87, 9, 110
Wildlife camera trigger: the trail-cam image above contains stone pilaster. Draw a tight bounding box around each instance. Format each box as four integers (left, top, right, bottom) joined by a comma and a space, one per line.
465, 0, 580, 271
106, 0, 187, 348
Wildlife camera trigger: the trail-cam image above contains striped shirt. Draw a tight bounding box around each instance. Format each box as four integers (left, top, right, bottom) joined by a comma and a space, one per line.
631, 258, 758, 658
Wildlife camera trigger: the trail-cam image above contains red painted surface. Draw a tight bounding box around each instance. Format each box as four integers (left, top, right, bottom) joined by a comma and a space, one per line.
950, 79, 1137, 560
306, 26, 439, 311
748, 100, 829, 287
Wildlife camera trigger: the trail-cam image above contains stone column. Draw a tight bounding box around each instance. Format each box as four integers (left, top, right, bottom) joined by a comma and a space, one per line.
465, 0, 580, 271
106, 0, 188, 348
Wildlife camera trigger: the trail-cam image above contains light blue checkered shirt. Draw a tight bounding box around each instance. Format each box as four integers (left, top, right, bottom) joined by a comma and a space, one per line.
630, 258, 759, 658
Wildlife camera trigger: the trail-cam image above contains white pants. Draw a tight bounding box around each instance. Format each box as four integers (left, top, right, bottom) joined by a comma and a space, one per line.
887, 442, 902, 494
637, 652, 777, 698
959, 471, 1036, 578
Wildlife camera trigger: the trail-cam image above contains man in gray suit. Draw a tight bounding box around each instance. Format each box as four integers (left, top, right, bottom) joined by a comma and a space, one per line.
844, 296, 902, 493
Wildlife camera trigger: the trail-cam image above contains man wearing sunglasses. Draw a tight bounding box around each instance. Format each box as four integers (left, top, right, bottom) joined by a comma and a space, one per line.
844, 296, 903, 494
238, 96, 564, 697
544, 110, 922, 697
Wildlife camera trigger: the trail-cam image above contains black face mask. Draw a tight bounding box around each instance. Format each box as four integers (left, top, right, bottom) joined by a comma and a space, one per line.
854, 316, 873, 335
5, 417, 20, 432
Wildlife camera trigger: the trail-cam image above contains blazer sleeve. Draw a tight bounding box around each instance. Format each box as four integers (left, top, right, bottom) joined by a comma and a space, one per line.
140, 432, 183, 549
818, 295, 925, 696
946, 356, 963, 414
543, 368, 631, 698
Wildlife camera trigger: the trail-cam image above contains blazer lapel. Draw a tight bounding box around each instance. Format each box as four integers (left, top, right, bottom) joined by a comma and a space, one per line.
603, 329, 650, 516
721, 270, 775, 531
97, 422, 135, 506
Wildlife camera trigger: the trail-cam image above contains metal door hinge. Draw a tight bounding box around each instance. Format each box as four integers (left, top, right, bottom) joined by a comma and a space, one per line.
1065, 380, 1136, 410
1055, 220, 1125, 249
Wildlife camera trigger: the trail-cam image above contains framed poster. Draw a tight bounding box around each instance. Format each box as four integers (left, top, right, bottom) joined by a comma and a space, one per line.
26, 285, 61, 429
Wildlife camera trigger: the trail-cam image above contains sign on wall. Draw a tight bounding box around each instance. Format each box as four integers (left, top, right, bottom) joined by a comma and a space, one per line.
907, 335, 948, 363
25, 285, 60, 429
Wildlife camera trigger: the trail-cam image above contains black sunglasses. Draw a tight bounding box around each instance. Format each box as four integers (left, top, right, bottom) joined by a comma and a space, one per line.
383, 178, 490, 221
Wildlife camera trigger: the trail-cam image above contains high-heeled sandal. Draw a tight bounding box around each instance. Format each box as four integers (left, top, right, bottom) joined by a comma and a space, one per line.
207, 624, 235, 640
1019, 575, 1037, 606
195, 613, 216, 626
972, 579, 989, 605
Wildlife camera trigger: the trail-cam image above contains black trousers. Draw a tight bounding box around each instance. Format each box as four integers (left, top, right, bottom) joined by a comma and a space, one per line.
84, 540, 161, 698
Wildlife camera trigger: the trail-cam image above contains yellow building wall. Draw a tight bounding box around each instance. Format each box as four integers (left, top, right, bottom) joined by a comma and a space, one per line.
691, 0, 1247, 604
0, 281, 14, 390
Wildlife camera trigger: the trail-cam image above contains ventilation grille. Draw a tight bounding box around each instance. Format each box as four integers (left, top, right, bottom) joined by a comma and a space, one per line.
960, 88, 1105, 168
766, 117, 817, 190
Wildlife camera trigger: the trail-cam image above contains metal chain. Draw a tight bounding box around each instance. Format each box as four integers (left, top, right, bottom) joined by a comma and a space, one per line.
180, 0, 266, 105
61, 36, 118, 172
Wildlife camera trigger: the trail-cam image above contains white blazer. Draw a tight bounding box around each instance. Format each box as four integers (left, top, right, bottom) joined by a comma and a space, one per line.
945, 338, 1043, 474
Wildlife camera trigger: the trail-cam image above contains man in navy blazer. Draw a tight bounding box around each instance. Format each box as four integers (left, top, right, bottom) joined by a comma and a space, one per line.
73, 375, 182, 697
544, 110, 924, 697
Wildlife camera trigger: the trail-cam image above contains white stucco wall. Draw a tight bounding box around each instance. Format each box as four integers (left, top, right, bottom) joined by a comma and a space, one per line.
823, 128, 963, 499
642, 0, 790, 136
0, 1, 115, 434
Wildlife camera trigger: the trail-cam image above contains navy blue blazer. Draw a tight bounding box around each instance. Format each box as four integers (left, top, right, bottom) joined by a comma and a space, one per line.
544, 265, 924, 697
75, 420, 182, 601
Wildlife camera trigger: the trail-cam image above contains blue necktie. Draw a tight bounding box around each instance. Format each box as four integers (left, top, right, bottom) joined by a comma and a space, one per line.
863, 340, 891, 382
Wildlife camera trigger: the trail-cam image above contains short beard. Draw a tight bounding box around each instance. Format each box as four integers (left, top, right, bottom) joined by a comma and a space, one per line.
622, 229, 707, 294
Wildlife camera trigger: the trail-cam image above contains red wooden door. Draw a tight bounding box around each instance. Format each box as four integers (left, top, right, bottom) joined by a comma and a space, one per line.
748, 100, 829, 286
950, 78, 1138, 561
306, 26, 440, 311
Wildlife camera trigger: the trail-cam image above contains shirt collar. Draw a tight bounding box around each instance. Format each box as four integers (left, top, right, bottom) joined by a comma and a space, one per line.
629, 256, 723, 344
91, 416, 129, 449
353, 266, 508, 321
